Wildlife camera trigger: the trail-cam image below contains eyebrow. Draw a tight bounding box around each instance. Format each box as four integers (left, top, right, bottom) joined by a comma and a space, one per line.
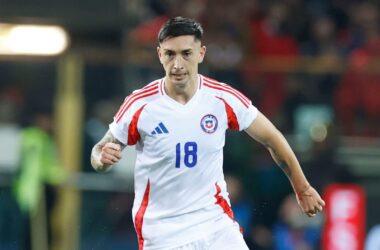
163, 48, 193, 53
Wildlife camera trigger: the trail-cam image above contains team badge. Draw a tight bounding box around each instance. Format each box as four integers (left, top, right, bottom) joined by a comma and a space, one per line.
200, 114, 218, 134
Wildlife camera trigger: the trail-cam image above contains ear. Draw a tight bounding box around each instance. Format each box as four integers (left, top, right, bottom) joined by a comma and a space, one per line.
198, 45, 206, 63
157, 46, 163, 64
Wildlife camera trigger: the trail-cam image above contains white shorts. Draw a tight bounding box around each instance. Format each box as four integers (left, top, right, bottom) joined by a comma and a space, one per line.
168, 224, 249, 250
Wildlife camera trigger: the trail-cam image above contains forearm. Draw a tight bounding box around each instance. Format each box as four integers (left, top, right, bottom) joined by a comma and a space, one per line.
246, 112, 325, 216
90, 130, 125, 173
265, 131, 309, 193
91, 143, 111, 172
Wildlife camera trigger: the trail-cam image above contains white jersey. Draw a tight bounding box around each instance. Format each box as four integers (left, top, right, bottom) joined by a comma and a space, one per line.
109, 74, 258, 250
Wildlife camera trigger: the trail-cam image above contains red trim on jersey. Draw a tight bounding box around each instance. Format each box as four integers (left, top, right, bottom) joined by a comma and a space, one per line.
142, 81, 159, 90
203, 78, 250, 106
115, 83, 158, 119
115, 81, 159, 117
205, 77, 250, 103
203, 78, 250, 108
135, 180, 150, 250
204, 82, 249, 108
128, 104, 146, 145
214, 183, 244, 234
214, 183, 235, 220
115, 84, 158, 121
203, 76, 250, 102
202, 75, 218, 82
215, 97, 240, 130
115, 88, 158, 123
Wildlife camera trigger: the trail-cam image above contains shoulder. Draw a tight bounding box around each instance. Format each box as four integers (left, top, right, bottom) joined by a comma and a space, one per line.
132, 78, 164, 97
126, 78, 163, 105
201, 75, 229, 96
114, 78, 163, 122
200, 75, 251, 108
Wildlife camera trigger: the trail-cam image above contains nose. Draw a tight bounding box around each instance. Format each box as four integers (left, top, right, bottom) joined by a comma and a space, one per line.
173, 55, 184, 70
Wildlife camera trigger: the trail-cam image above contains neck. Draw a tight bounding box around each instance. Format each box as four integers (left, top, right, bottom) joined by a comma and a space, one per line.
165, 74, 198, 104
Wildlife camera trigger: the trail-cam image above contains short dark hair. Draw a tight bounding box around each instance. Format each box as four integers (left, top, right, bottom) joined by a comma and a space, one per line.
158, 16, 203, 44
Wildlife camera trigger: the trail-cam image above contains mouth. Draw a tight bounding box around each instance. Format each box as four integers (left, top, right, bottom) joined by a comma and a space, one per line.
171, 73, 187, 79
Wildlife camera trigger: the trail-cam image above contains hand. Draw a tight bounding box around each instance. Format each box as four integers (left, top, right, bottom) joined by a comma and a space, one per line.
296, 186, 325, 217
99, 142, 122, 166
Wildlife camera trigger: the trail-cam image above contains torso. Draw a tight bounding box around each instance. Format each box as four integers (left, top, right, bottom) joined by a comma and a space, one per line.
110, 74, 257, 249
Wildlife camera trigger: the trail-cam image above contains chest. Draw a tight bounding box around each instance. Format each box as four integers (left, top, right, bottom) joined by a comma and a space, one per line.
137, 97, 227, 157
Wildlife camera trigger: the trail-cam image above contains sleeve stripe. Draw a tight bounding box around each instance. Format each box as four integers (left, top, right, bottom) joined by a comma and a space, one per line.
203, 78, 250, 107
142, 80, 159, 89
115, 88, 159, 123
114, 83, 159, 119
128, 104, 146, 145
203, 77, 250, 104
204, 82, 249, 108
215, 96, 240, 130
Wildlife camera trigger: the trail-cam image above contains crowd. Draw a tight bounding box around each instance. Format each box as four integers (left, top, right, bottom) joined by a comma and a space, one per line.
124, 0, 380, 137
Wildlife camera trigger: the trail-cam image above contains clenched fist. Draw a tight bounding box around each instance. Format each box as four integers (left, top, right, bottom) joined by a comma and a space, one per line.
296, 185, 326, 217
100, 142, 122, 165
91, 141, 123, 172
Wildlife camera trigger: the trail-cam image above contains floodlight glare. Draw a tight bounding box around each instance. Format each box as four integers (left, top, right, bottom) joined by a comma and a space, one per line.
0, 24, 69, 56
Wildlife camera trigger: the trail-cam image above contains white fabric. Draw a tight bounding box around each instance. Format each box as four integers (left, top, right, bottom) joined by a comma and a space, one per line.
109, 74, 257, 249
169, 224, 249, 250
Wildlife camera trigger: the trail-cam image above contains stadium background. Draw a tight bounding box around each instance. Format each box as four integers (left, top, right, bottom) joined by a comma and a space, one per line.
0, 0, 380, 249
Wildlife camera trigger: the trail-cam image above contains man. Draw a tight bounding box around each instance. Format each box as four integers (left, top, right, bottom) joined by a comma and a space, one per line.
91, 17, 325, 250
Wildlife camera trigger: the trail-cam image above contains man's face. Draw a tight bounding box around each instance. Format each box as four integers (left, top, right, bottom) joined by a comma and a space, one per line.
157, 35, 206, 89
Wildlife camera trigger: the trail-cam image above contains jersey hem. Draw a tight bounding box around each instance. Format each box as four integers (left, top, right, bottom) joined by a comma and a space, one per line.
141, 213, 236, 250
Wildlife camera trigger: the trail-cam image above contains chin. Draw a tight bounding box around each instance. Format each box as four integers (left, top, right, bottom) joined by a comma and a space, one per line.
171, 76, 188, 85
173, 81, 187, 89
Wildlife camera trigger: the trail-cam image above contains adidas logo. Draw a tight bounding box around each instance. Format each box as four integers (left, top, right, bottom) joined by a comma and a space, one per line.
151, 122, 169, 135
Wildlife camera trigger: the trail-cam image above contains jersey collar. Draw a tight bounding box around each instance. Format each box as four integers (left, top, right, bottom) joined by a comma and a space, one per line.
160, 74, 203, 111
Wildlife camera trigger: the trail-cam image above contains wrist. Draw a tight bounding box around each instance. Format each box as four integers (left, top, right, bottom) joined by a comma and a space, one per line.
296, 184, 311, 198
93, 161, 112, 172
91, 156, 107, 172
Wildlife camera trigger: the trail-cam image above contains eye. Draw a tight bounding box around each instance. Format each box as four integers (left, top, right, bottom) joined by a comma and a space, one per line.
183, 51, 192, 57
165, 51, 174, 57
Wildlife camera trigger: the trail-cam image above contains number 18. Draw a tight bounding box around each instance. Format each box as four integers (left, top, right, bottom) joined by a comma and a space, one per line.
175, 142, 197, 168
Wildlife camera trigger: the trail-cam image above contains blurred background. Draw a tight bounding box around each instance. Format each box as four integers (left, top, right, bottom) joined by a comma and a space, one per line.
0, 0, 380, 249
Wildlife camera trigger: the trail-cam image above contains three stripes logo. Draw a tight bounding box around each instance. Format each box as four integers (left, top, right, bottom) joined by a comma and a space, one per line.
151, 122, 169, 135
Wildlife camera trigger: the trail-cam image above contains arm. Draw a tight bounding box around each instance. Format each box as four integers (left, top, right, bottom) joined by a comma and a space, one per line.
245, 111, 325, 217
91, 130, 126, 172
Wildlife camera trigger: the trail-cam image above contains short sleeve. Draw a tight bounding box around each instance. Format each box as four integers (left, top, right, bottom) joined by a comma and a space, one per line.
238, 103, 258, 131
108, 79, 161, 145
109, 97, 144, 145
219, 85, 258, 131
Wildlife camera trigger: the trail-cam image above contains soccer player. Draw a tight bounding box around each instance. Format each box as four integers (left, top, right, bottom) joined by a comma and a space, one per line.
91, 17, 325, 250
